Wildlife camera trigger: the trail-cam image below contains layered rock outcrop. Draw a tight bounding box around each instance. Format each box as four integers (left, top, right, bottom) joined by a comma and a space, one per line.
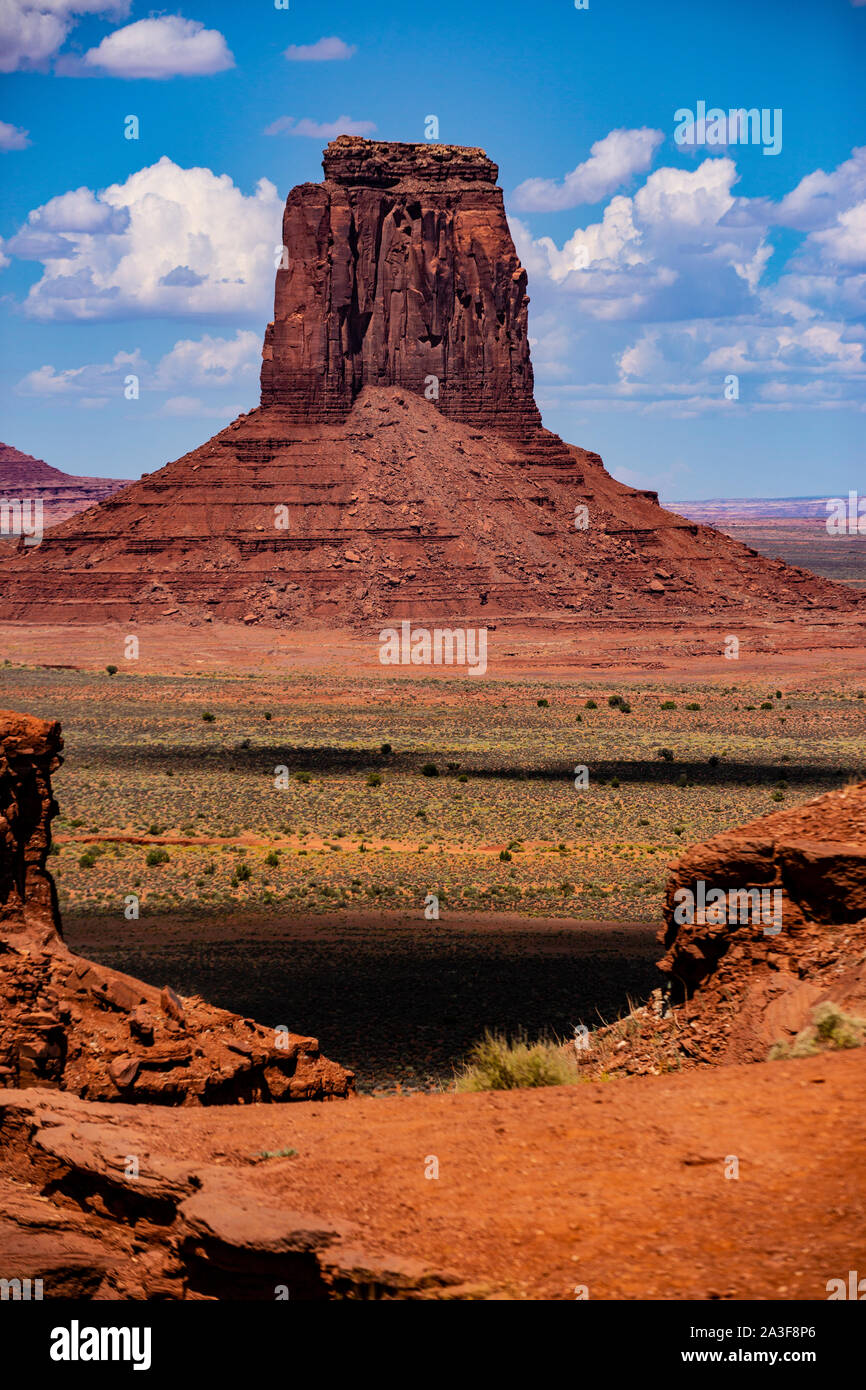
654, 780, 866, 1062
583, 781, 866, 1075
0, 443, 128, 531
0, 710, 353, 1103
0, 138, 862, 627
0, 1089, 467, 1299
261, 137, 541, 436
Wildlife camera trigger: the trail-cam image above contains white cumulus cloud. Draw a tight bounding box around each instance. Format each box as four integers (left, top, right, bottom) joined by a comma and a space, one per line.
15, 330, 260, 404
9, 158, 282, 320
264, 115, 376, 139
512, 141, 866, 417
283, 36, 356, 62
16, 349, 145, 397
161, 395, 243, 419
154, 330, 260, 388
511, 128, 663, 211
808, 201, 866, 269
0, 0, 128, 73
0, 119, 30, 149
83, 15, 234, 78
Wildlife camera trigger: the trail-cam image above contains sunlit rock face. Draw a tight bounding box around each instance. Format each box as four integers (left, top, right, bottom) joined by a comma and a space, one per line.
260, 137, 542, 436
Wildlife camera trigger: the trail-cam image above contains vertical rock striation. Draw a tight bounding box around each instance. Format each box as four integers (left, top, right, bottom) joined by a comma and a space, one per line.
260, 137, 541, 435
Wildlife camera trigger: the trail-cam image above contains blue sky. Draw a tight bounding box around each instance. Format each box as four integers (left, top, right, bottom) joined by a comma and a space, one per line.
1, 0, 864, 498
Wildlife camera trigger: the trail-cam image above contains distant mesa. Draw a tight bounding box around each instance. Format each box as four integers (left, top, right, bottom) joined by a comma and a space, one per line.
0, 137, 862, 627
0, 443, 130, 531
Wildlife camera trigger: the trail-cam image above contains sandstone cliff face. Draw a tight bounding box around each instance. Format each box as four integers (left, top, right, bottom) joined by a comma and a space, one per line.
261, 138, 541, 436
0, 710, 63, 946
0, 711, 352, 1103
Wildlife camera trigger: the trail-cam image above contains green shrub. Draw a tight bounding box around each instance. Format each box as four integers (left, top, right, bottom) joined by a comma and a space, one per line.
685, 702, 701, 711
202, 711, 215, 722
105, 665, 118, 676
657, 747, 674, 762
234, 861, 252, 882
499, 849, 512, 862
265, 851, 280, 867
421, 763, 438, 777
769, 1002, 866, 1060
380, 743, 392, 754
584, 699, 597, 709
814, 1002, 866, 1049
455, 1031, 580, 1092
660, 700, 676, 710
366, 771, 382, 787
294, 771, 311, 784
537, 698, 549, 708
146, 848, 170, 867
760, 701, 773, 710
78, 849, 100, 869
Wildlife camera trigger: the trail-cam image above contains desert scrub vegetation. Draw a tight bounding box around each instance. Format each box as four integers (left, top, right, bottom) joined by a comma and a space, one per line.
454, 1030, 580, 1091
15, 664, 861, 921
769, 1002, 866, 1060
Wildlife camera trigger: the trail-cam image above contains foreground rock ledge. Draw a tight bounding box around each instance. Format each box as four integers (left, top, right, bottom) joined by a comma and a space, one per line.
584, 779, 866, 1076
657, 778, 866, 1063
0, 710, 353, 1103
0, 1088, 468, 1300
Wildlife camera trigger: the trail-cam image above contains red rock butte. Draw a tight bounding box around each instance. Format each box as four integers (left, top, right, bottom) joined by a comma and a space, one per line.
0, 136, 862, 627
261, 138, 541, 435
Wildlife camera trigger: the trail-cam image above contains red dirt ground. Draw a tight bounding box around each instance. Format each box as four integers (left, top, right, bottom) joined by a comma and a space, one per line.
2, 616, 865, 682
40, 1047, 862, 1301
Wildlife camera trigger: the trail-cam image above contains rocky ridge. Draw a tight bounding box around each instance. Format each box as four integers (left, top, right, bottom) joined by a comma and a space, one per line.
0, 443, 129, 531
0, 710, 352, 1103
580, 779, 866, 1075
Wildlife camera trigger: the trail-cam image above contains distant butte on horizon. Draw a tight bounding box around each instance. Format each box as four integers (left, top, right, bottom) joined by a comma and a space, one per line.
0, 443, 129, 531
0, 135, 862, 628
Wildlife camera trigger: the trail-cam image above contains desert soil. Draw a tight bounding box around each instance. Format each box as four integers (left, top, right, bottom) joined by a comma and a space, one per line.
41, 1047, 863, 1301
